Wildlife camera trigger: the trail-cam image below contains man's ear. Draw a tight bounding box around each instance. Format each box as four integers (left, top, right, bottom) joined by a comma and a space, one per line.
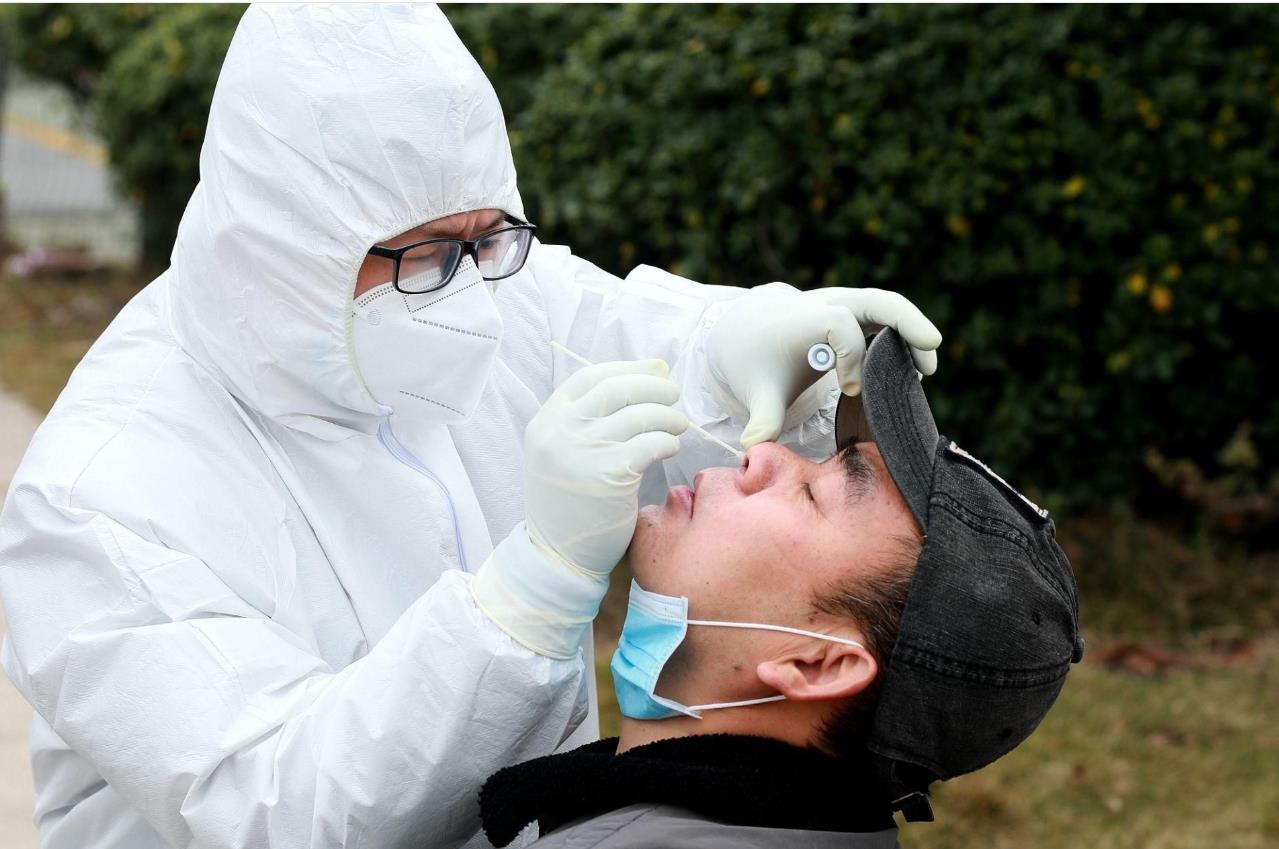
755, 641, 878, 703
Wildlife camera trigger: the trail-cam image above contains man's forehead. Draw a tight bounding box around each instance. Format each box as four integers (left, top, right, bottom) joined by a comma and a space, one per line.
402, 209, 504, 240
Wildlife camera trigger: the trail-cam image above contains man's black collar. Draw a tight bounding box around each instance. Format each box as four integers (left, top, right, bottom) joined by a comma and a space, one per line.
479, 733, 895, 847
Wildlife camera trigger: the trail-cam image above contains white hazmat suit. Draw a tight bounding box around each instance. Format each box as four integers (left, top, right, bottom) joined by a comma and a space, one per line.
0, 5, 844, 849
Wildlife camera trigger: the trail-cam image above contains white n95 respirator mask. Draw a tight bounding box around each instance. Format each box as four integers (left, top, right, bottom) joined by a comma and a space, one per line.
351, 256, 503, 424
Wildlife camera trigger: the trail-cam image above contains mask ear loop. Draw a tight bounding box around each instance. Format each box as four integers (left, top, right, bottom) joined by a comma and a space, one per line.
685, 619, 866, 648
685, 694, 787, 714
679, 620, 866, 716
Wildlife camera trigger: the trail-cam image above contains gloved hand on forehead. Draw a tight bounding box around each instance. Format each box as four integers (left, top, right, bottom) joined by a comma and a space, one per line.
472, 359, 687, 659
707, 283, 942, 448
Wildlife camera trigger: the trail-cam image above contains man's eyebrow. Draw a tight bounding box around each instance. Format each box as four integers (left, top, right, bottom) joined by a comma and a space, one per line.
418, 211, 505, 239
839, 443, 876, 504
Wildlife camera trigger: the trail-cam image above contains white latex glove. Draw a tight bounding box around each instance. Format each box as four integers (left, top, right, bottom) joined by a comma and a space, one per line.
707, 283, 943, 448
472, 359, 688, 659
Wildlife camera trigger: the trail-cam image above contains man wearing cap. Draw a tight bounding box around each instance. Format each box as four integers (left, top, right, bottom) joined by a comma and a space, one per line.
477, 330, 1085, 848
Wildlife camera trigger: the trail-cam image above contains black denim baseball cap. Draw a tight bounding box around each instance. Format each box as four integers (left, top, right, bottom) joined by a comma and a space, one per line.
835, 329, 1085, 822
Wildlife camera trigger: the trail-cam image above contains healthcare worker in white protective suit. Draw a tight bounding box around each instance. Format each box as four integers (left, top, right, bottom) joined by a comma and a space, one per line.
0, 6, 942, 849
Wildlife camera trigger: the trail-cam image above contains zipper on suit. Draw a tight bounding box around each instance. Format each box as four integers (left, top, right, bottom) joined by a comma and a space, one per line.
376, 419, 470, 572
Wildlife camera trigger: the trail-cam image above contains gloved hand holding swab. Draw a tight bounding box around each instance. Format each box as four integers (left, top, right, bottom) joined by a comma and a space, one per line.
550, 341, 745, 460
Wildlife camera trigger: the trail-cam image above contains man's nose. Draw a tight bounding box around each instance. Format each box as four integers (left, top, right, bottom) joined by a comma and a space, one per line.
738, 442, 795, 494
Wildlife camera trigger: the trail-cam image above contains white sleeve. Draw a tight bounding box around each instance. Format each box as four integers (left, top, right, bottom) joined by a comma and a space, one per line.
0, 490, 586, 849
498, 240, 838, 494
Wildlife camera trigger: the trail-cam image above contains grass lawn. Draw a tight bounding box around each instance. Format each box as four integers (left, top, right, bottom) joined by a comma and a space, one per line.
5, 272, 1279, 848
920, 637, 1279, 848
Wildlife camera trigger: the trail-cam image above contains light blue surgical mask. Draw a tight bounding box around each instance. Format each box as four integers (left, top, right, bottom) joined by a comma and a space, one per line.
610, 579, 866, 720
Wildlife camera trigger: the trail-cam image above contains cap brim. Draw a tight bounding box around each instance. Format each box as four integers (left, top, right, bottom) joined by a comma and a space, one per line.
834, 330, 940, 530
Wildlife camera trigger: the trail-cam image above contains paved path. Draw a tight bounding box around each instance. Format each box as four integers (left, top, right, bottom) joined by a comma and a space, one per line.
1, 388, 44, 849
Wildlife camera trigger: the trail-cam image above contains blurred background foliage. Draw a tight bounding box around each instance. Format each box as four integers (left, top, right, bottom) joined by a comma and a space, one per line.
4, 4, 1275, 524
3, 3, 244, 263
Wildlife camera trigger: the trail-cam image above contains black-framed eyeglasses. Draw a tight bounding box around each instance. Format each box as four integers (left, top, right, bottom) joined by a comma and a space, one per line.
367, 214, 537, 294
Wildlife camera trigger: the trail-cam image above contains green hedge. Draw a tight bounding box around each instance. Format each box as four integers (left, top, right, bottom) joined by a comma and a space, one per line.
93, 4, 244, 264
6, 4, 1276, 511
456, 4, 1279, 512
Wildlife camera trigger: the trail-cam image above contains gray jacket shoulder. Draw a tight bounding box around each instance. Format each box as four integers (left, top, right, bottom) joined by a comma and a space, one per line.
532, 804, 900, 849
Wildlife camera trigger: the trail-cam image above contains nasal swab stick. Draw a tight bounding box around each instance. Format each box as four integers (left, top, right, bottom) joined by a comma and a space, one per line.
550, 340, 745, 460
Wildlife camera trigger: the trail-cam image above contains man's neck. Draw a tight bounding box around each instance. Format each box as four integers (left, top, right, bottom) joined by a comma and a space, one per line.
616, 716, 700, 753
616, 710, 812, 754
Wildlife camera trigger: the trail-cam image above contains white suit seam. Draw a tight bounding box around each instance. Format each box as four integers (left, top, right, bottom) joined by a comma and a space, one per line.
93, 518, 256, 700
88, 516, 145, 607
67, 346, 180, 507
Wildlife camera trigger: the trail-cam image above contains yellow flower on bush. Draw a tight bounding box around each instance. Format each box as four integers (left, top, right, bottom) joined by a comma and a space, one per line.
1136, 97, 1161, 129
946, 214, 972, 238
1061, 175, 1087, 199
1126, 272, 1148, 295
1149, 285, 1173, 313
49, 14, 73, 39
1163, 263, 1182, 281
1106, 350, 1133, 374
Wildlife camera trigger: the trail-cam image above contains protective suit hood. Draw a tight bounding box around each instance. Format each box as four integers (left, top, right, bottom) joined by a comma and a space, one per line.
167, 3, 523, 436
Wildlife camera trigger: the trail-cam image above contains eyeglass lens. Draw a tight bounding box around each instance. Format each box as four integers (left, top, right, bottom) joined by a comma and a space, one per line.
476, 228, 533, 280
394, 226, 534, 293
397, 242, 464, 293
